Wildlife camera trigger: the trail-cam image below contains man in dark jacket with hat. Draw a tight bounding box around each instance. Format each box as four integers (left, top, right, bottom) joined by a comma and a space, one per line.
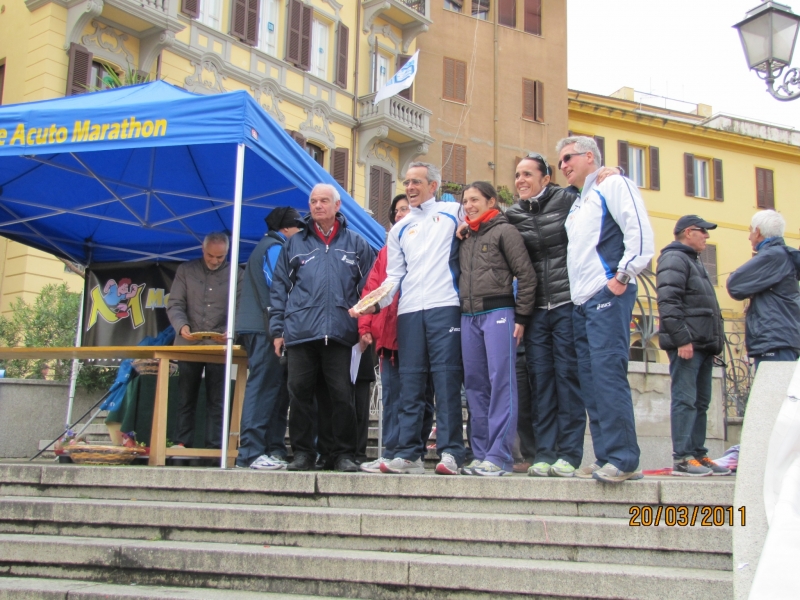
727, 209, 800, 369
657, 215, 729, 477
234, 207, 301, 469
270, 184, 375, 472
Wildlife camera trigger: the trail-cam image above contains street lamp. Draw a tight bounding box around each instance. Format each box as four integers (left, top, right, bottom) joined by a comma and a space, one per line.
734, 1, 800, 101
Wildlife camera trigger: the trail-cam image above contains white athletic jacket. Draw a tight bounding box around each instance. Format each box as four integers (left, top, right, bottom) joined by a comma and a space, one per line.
378, 198, 463, 315
565, 169, 654, 306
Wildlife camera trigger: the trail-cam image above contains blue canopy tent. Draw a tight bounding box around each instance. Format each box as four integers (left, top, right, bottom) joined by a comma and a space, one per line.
0, 81, 385, 466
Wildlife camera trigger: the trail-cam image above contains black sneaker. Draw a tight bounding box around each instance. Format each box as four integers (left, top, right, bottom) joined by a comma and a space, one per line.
672, 458, 712, 477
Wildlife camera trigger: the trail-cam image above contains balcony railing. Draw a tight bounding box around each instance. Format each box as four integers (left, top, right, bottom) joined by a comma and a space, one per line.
358, 92, 431, 138
398, 0, 426, 16
140, 0, 168, 12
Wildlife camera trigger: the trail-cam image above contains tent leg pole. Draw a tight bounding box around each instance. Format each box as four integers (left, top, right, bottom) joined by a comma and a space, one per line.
65, 288, 85, 427
220, 143, 245, 469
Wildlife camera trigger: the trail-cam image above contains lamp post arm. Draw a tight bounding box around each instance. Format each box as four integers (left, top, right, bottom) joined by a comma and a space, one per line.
758, 62, 800, 101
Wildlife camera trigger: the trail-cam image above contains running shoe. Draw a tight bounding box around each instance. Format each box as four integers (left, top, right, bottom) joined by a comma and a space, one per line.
528, 462, 552, 477
473, 461, 508, 476
549, 459, 576, 478
435, 452, 459, 475
359, 457, 388, 473
380, 457, 425, 474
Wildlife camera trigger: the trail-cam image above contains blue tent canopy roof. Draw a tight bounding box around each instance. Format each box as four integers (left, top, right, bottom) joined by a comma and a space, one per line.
0, 81, 385, 263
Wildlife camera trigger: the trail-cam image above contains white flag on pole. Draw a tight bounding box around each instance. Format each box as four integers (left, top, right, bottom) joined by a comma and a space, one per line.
373, 50, 420, 105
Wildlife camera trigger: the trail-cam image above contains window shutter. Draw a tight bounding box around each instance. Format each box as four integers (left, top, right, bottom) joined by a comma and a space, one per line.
285, 0, 303, 66
522, 79, 535, 119
499, 0, 516, 27
442, 142, 454, 182
66, 43, 93, 96
617, 140, 629, 176
534, 79, 544, 122
455, 59, 467, 101
454, 144, 467, 183
330, 148, 349, 190
684, 153, 695, 196
230, 0, 247, 41
757, 167, 775, 209
299, 4, 313, 71
700, 245, 718, 286
524, 0, 542, 35
181, 0, 200, 18
649, 146, 660, 191
380, 168, 394, 228
443, 58, 455, 100
369, 166, 382, 222
246, 0, 259, 45
0, 63, 6, 105
713, 158, 724, 201
593, 136, 605, 167
334, 23, 349, 89
397, 54, 412, 100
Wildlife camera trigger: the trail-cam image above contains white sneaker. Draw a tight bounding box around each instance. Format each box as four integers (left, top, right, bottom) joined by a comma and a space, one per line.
435, 452, 459, 475
549, 459, 576, 477
473, 461, 508, 477
359, 457, 388, 473
380, 457, 425, 474
250, 454, 287, 471
461, 459, 482, 475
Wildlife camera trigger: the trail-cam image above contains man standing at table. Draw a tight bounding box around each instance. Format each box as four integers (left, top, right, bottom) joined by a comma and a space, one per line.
354, 162, 466, 475
167, 232, 237, 449
270, 184, 375, 473
559, 136, 654, 483
235, 207, 301, 470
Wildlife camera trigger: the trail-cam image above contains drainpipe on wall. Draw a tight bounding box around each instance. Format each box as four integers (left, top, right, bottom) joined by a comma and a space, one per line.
350, 1, 362, 198
493, 0, 499, 188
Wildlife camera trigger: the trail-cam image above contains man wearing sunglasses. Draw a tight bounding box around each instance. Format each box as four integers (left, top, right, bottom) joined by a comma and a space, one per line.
656, 215, 729, 477
558, 135, 654, 483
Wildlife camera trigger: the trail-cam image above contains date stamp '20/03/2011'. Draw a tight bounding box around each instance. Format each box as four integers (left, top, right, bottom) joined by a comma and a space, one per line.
629, 505, 745, 527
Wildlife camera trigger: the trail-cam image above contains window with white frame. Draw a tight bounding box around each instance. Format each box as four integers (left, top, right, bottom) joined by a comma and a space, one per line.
628, 145, 646, 188
693, 157, 710, 199
375, 53, 390, 93
258, 0, 279, 56
311, 18, 329, 80
199, 0, 222, 29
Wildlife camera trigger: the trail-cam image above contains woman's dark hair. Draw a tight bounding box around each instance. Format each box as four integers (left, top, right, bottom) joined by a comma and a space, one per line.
464, 181, 498, 205
389, 194, 408, 225
518, 153, 550, 177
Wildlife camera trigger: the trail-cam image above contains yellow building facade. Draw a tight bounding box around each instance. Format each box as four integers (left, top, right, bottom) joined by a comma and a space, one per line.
569, 87, 800, 323
0, 0, 437, 311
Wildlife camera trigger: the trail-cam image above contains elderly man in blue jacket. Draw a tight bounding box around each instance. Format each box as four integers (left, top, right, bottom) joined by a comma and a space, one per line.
727, 209, 800, 370
270, 184, 375, 472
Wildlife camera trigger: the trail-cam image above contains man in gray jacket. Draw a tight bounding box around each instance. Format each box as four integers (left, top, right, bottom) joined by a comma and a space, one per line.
167, 232, 238, 449
727, 210, 800, 369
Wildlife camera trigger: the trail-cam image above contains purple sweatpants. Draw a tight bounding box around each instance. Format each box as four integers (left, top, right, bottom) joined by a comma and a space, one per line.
461, 308, 518, 471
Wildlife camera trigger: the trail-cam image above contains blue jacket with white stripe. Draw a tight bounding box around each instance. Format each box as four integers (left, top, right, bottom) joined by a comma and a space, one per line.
565, 170, 654, 305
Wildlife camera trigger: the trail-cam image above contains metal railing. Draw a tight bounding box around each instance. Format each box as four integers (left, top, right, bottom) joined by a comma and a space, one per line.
397, 0, 426, 16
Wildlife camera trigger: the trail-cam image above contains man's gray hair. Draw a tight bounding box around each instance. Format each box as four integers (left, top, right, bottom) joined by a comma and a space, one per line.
555, 136, 602, 167
203, 231, 230, 251
310, 183, 340, 203
751, 209, 786, 238
408, 161, 442, 188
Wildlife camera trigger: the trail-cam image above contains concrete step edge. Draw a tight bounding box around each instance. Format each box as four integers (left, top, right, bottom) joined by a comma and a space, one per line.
0, 495, 732, 553
0, 464, 736, 507
0, 576, 349, 600
0, 533, 733, 599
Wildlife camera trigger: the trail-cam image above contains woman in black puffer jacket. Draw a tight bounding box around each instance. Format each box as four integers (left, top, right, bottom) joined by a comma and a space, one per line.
505, 154, 619, 478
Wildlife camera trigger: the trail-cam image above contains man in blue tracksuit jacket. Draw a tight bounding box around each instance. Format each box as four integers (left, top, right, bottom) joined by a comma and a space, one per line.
270, 184, 375, 473
234, 207, 301, 470
559, 136, 654, 483
355, 162, 466, 475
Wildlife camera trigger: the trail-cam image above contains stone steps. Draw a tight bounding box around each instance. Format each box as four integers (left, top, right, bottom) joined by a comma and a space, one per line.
0, 534, 731, 600
0, 464, 735, 599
